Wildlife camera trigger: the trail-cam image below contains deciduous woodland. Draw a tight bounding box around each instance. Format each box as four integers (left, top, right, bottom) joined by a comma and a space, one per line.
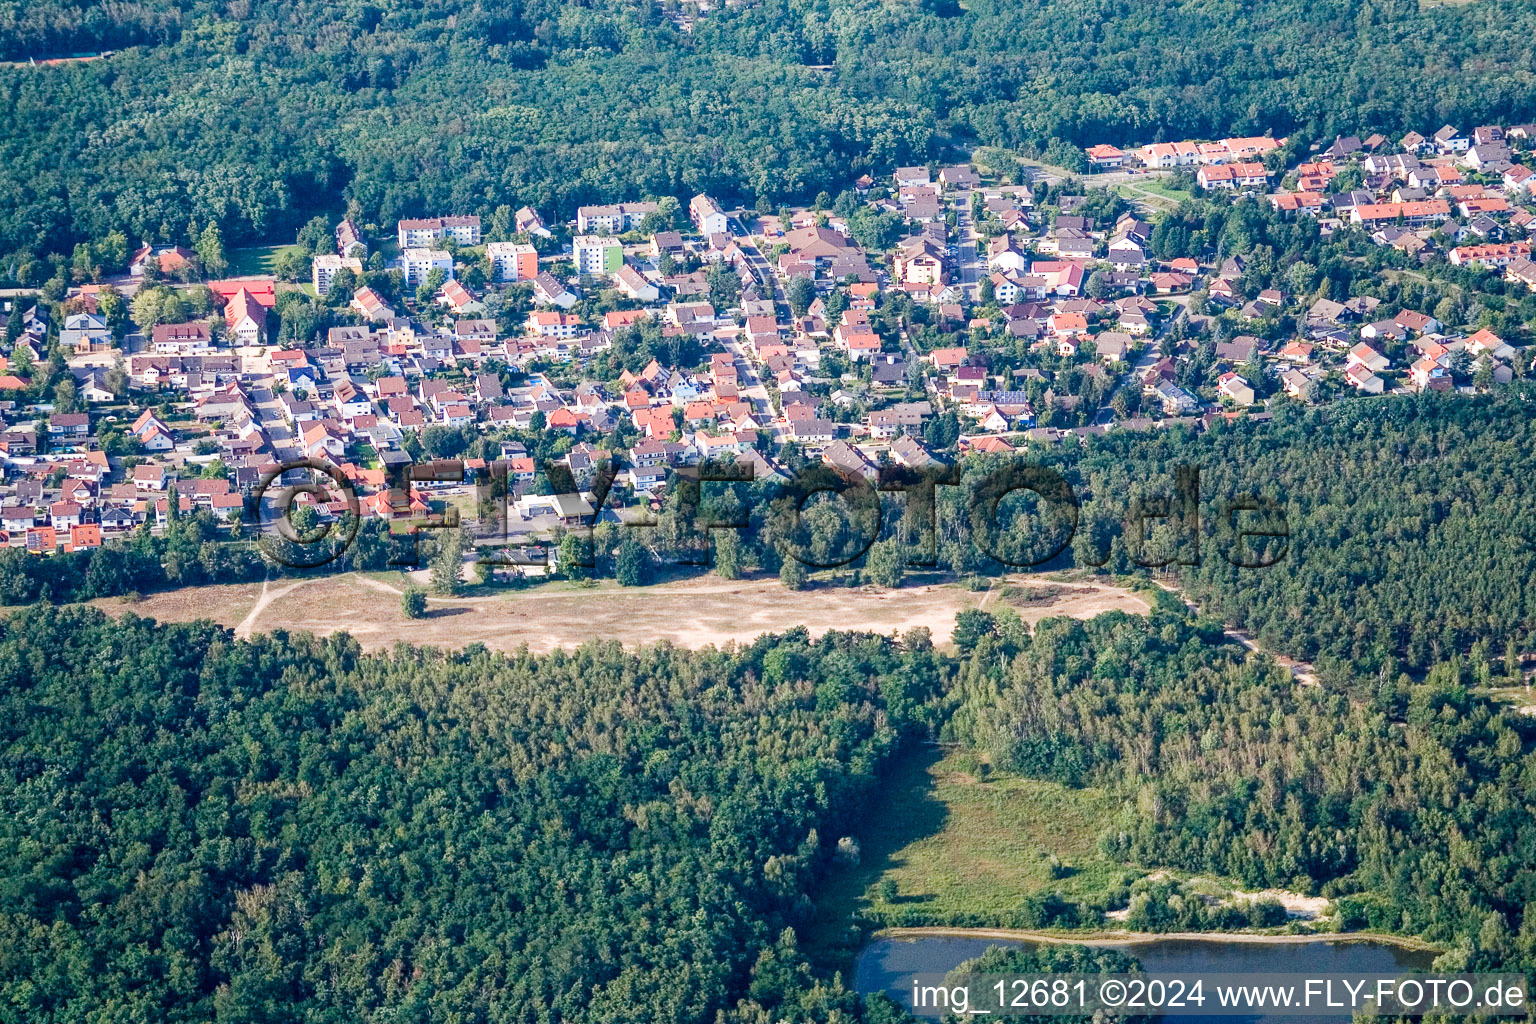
4, 0, 1536, 264
0, 607, 944, 1022
2, 599, 1535, 1022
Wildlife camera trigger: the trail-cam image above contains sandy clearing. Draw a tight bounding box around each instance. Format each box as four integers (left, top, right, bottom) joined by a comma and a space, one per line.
1241, 888, 1330, 920
89, 580, 265, 632
233, 578, 307, 639
87, 573, 1152, 655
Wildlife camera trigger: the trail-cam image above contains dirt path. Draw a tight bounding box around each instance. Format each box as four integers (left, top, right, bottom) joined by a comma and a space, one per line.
233, 579, 305, 639
877, 926, 1440, 952
351, 575, 403, 596
1152, 579, 1319, 685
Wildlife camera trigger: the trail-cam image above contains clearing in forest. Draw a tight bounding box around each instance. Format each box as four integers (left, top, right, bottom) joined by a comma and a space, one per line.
86, 572, 1152, 653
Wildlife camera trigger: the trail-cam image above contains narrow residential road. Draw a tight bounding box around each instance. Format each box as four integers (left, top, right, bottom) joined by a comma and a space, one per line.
722, 333, 778, 437
955, 195, 981, 300
727, 211, 792, 439
729, 212, 789, 319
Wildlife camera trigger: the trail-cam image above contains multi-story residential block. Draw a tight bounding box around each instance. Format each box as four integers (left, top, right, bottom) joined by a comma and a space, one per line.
575, 202, 658, 234
892, 237, 948, 285
573, 235, 624, 276
486, 241, 539, 281
399, 248, 455, 286
312, 254, 363, 295
396, 215, 481, 250
689, 194, 729, 236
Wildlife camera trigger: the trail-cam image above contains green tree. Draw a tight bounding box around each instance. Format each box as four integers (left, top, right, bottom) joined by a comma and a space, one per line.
707, 263, 741, 310
104, 357, 128, 396
866, 537, 904, 589
615, 537, 646, 586
401, 585, 428, 618
71, 242, 97, 283
489, 204, 513, 241
1474, 358, 1494, 391
52, 377, 78, 414
97, 231, 130, 273
196, 221, 229, 278
129, 287, 168, 330
559, 533, 586, 581
786, 275, 815, 316
417, 267, 447, 306
97, 286, 129, 338
1285, 260, 1317, 299
272, 248, 308, 282
779, 556, 807, 590
714, 529, 742, 579
430, 530, 465, 595
952, 608, 996, 650
297, 215, 332, 254
11, 345, 34, 380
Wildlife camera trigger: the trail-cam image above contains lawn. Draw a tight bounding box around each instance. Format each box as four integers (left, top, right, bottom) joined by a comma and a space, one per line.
806, 748, 1133, 965
227, 244, 304, 278
1118, 178, 1193, 212
1133, 177, 1193, 201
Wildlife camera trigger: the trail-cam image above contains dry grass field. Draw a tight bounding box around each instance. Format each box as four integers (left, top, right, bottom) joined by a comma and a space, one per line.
87, 573, 1152, 654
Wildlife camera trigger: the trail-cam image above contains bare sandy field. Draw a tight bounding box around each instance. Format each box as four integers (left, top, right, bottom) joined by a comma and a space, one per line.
88, 573, 1151, 654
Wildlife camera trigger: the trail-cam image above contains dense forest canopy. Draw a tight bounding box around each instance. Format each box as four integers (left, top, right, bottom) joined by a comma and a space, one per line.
8, 598, 1536, 1020
675, 389, 1536, 678
3, 0, 1536, 262
946, 609, 1536, 963
0, 605, 943, 1023
1046, 390, 1536, 675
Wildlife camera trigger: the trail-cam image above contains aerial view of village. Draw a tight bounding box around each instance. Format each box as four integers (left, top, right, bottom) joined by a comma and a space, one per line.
3, 125, 1533, 588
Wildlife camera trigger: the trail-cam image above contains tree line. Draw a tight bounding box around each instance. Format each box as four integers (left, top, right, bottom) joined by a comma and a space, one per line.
6, 0, 1536, 281
12, 384, 1536, 680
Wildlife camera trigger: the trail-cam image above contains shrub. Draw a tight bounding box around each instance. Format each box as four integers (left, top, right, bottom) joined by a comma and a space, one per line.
401, 585, 427, 619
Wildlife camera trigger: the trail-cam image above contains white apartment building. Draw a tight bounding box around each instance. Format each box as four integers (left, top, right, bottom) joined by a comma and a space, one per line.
573, 235, 623, 276
575, 202, 659, 234
312, 254, 363, 295
399, 248, 455, 286
690, 194, 729, 236
396, 215, 482, 250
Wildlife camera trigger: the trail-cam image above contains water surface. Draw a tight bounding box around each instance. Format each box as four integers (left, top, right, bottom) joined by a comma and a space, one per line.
855, 934, 1438, 1022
